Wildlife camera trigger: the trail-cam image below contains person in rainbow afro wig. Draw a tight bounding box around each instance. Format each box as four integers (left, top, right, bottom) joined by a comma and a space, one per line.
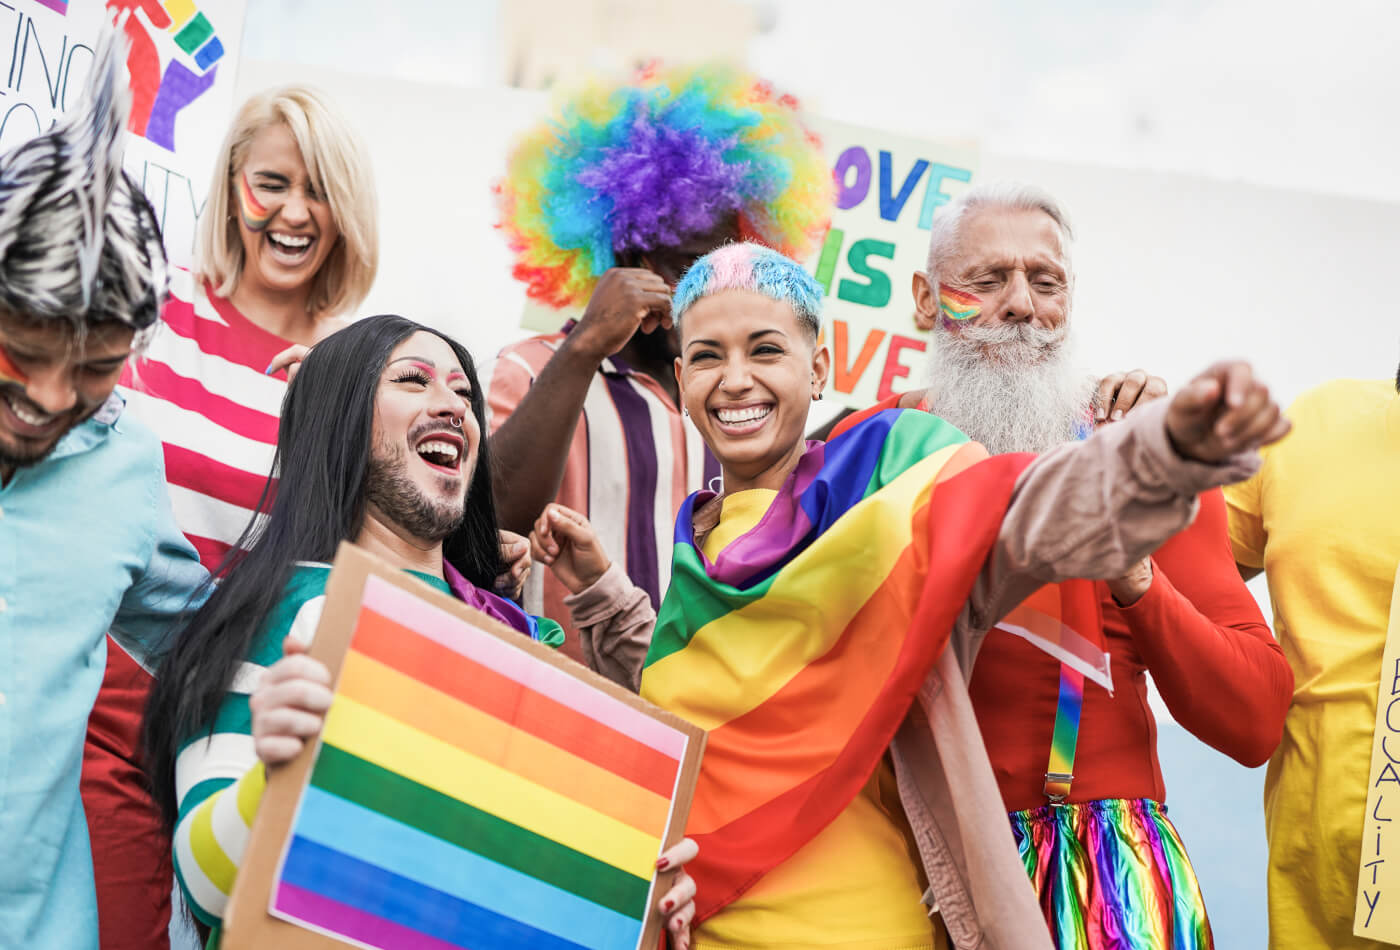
485, 63, 833, 659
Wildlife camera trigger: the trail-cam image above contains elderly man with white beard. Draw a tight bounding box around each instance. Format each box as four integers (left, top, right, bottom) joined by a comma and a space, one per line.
829, 182, 1294, 950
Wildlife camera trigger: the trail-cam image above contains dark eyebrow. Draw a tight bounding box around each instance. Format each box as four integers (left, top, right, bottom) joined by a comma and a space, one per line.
685, 328, 789, 352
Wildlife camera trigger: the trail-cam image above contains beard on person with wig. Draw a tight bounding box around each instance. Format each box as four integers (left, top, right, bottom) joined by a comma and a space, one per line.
922, 321, 1096, 456
364, 423, 468, 544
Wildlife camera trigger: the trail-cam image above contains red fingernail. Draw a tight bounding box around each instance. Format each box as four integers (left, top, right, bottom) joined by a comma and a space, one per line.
656, 857, 670, 870
661, 899, 674, 913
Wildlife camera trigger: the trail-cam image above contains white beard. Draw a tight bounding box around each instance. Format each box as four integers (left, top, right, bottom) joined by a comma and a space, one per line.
922, 322, 1095, 455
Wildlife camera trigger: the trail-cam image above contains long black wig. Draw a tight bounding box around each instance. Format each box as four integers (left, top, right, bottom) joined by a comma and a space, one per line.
143, 315, 504, 829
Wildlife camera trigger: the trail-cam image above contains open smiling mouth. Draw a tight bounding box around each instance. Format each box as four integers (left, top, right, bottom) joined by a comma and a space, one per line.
414, 432, 464, 475
1, 388, 64, 437
266, 231, 315, 266
712, 404, 773, 435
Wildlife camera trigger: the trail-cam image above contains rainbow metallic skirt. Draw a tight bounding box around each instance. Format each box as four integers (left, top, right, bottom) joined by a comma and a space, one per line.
1009, 798, 1213, 950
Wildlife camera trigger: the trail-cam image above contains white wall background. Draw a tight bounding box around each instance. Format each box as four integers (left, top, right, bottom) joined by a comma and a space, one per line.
229, 53, 1400, 949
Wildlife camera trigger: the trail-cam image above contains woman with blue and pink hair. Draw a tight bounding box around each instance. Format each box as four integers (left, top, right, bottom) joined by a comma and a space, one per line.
539, 242, 1292, 949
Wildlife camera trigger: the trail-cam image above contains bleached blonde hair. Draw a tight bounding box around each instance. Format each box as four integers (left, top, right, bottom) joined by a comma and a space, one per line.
197, 86, 377, 318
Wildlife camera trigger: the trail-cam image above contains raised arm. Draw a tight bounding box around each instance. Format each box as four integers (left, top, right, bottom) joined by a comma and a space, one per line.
531, 503, 656, 689
1115, 489, 1293, 765
490, 268, 672, 534
960, 361, 1290, 658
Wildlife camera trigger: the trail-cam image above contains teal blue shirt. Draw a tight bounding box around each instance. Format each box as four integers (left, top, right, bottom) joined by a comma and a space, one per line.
0, 393, 207, 948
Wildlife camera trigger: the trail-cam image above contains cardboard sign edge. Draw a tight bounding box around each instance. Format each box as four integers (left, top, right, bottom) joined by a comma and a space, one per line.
222, 541, 706, 949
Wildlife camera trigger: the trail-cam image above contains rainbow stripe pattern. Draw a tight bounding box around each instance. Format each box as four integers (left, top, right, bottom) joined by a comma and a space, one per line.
0, 346, 26, 387
1011, 798, 1214, 949
642, 408, 1109, 921
937, 284, 981, 322
270, 574, 690, 950
237, 174, 272, 231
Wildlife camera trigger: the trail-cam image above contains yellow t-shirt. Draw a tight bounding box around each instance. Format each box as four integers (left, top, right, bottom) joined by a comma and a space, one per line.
1224, 378, 1400, 950
695, 489, 943, 950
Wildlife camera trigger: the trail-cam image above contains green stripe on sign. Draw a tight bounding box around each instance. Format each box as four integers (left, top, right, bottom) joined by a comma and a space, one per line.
308, 744, 651, 919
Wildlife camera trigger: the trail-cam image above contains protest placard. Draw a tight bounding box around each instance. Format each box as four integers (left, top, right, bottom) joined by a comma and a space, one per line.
223, 543, 706, 950
804, 118, 978, 408
3, 0, 246, 268
1353, 566, 1400, 944
518, 115, 977, 410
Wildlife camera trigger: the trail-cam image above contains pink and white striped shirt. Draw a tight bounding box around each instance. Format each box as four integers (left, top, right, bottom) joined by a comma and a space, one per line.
119, 270, 290, 570
485, 330, 718, 660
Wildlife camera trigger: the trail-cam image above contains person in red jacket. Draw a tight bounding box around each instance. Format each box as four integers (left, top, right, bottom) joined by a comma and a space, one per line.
829, 181, 1293, 950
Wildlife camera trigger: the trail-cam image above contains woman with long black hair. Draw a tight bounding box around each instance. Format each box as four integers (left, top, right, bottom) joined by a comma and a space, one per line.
144, 315, 690, 946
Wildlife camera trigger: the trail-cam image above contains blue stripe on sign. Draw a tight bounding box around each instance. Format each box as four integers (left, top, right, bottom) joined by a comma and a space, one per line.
280, 836, 596, 950
293, 786, 644, 949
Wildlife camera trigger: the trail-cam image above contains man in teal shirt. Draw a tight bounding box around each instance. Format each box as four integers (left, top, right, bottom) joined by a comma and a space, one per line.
0, 29, 206, 948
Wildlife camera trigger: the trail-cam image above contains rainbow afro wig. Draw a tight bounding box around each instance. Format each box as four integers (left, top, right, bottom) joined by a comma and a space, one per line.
497, 62, 833, 309
673, 242, 823, 338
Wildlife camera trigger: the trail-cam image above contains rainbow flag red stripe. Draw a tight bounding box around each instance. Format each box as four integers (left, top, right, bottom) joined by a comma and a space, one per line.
642, 409, 1110, 921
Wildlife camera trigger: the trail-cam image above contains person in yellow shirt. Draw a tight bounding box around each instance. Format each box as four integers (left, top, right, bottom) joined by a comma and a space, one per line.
1225, 370, 1400, 948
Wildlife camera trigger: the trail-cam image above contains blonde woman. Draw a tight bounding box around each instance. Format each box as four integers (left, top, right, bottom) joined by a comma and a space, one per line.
82, 86, 378, 950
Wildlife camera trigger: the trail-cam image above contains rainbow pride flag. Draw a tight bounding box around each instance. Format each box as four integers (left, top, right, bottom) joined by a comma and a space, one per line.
270, 574, 693, 950
642, 408, 1111, 921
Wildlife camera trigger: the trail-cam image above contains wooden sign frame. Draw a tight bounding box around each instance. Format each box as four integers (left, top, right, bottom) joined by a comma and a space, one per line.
223, 542, 706, 949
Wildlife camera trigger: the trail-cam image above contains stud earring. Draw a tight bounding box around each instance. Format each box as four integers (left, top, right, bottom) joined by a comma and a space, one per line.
682, 407, 689, 418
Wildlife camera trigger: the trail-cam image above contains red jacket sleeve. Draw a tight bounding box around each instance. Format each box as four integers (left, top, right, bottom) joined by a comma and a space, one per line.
1109, 488, 1293, 766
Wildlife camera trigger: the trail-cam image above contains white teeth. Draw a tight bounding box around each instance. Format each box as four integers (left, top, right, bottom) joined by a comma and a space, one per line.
6, 393, 54, 426
716, 406, 772, 424
416, 440, 460, 464
269, 233, 311, 249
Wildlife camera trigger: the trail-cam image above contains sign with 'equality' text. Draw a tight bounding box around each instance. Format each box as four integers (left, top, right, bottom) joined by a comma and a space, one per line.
2, 0, 247, 269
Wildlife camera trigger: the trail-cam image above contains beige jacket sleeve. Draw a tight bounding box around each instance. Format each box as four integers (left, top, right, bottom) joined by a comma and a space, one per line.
951, 398, 1261, 671
563, 563, 656, 692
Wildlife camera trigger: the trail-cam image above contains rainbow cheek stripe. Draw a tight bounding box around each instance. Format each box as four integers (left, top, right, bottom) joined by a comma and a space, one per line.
937, 285, 982, 324
238, 174, 273, 231
0, 346, 28, 386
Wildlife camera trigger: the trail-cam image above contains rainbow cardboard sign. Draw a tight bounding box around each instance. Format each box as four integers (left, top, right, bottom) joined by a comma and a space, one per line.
223, 543, 705, 950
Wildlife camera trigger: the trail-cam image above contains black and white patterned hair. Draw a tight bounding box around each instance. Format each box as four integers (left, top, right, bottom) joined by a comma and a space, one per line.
0, 20, 166, 332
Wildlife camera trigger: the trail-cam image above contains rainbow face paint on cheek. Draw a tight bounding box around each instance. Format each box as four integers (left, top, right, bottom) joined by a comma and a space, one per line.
0, 344, 28, 387
238, 173, 273, 231
937, 284, 982, 327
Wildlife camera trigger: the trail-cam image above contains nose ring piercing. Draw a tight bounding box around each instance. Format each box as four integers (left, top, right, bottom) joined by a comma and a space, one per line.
450, 417, 462, 429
